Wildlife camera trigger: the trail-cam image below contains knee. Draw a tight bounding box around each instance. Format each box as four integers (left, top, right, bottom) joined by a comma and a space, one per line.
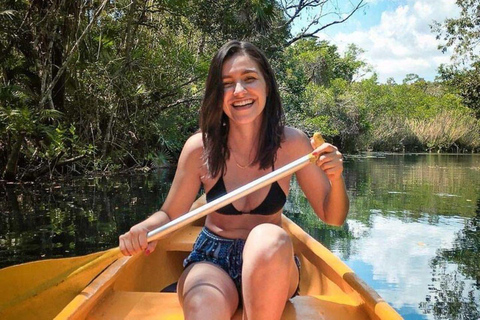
245, 224, 293, 263
248, 223, 292, 249
180, 288, 204, 313
181, 285, 227, 315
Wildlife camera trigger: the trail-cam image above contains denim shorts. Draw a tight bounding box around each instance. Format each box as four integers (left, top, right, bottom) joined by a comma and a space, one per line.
183, 227, 301, 296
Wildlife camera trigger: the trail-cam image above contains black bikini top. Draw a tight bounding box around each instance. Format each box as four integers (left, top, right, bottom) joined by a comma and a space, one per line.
205, 168, 287, 215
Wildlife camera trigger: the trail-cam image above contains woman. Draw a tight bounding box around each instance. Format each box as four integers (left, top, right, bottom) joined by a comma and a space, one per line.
119, 40, 348, 320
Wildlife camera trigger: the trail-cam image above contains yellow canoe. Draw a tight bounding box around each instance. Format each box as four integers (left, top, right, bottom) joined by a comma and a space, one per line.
55, 215, 402, 319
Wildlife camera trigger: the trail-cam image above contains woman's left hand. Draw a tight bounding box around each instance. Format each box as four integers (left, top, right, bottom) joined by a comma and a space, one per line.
310, 139, 344, 183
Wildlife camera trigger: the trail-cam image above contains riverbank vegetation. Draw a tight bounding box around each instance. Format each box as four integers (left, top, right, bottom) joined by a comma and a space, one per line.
1, 0, 479, 181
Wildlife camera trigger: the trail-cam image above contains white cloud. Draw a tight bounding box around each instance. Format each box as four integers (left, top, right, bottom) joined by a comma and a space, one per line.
318, 0, 461, 82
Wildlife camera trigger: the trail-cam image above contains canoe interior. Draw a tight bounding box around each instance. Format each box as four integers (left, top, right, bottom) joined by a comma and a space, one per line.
56, 216, 401, 320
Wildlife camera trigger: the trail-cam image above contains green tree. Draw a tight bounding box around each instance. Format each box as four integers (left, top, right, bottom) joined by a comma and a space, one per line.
0, 1, 107, 180
438, 62, 480, 118
432, 0, 480, 118
0, 0, 298, 180
432, 0, 480, 62
277, 39, 370, 150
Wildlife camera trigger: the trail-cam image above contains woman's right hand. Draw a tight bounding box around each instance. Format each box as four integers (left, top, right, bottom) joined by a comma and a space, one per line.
119, 224, 158, 256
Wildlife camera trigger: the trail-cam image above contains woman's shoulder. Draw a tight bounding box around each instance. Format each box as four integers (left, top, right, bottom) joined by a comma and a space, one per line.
185, 131, 203, 147
283, 126, 310, 146
280, 127, 312, 157
179, 132, 204, 160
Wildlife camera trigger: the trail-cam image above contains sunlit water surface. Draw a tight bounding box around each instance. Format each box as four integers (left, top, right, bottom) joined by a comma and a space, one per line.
1, 154, 479, 319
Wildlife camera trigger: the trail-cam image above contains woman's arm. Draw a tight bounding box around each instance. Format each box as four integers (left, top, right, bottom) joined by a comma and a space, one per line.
119, 133, 204, 256
287, 128, 349, 226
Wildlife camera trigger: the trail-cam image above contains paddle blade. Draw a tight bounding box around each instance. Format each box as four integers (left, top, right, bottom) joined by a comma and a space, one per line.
0, 248, 122, 320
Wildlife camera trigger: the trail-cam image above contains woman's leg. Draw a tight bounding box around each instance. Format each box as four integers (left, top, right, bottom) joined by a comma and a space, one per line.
178, 262, 239, 320
241, 224, 299, 320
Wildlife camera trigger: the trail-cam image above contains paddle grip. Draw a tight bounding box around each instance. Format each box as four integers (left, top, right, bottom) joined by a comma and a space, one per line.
308, 132, 325, 163
313, 132, 325, 147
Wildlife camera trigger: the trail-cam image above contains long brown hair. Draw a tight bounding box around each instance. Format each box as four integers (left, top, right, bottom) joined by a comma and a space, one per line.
200, 40, 285, 178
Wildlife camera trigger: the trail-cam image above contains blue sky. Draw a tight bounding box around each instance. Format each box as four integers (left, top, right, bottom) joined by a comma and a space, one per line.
290, 0, 461, 83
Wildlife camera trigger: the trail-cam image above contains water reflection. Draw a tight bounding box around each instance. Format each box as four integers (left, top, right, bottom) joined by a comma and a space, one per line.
0, 172, 174, 269
418, 198, 480, 319
338, 214, 466, 319
0, 154, 479, 319
285, 154, 480, 319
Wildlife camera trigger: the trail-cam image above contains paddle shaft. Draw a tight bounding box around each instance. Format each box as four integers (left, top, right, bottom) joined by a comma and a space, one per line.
146, 153, 315, 243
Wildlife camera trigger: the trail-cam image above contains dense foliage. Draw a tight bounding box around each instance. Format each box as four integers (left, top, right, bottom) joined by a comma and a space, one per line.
0, 0, 478, 181
432, 0, 480, 118
278, 39, 479, 153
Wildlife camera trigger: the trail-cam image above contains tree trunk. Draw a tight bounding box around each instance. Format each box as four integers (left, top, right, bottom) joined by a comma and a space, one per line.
3, 132, 26, 181
123, 0, 139, 67
101, 104, 117, 159
52, 38, 65, 111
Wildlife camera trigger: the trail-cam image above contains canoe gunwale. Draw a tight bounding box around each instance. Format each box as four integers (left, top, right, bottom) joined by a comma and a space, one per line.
54, 255, 133, 319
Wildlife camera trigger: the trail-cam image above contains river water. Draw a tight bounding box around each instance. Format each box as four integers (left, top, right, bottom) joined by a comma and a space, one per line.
1, 154, 479, 319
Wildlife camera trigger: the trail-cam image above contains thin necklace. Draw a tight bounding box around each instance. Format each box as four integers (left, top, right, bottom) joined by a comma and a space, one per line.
230, 146, 255, 169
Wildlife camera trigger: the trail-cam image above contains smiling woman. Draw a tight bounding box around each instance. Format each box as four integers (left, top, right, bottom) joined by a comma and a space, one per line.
118, 40, 349, 320
200, 41, 285, 179
221, 54, 267, 126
